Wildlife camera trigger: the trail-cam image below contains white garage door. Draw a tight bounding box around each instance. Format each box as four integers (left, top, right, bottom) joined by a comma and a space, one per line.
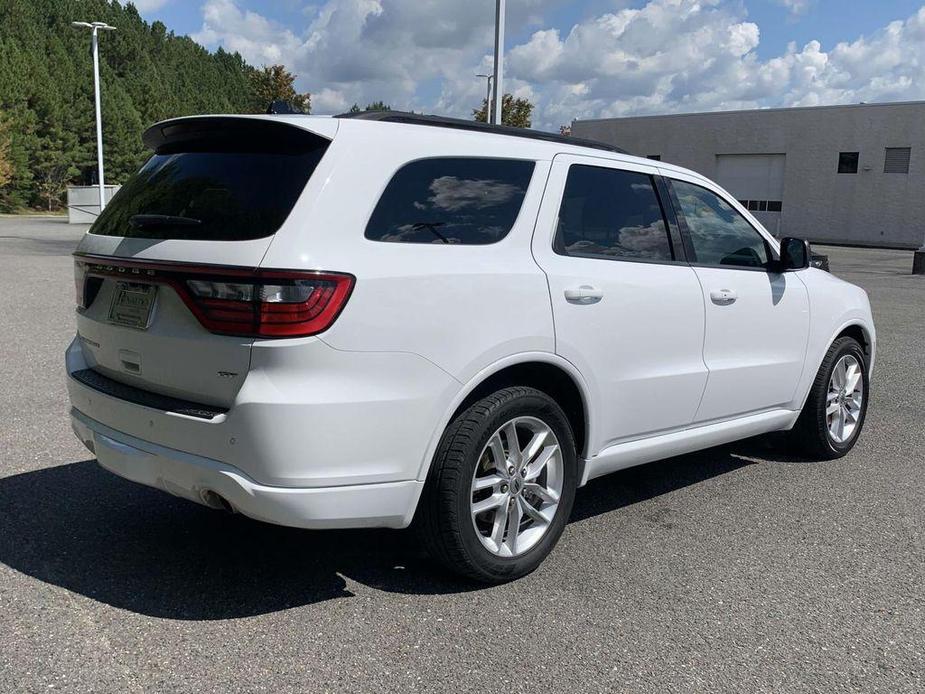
715, 154, 786, 237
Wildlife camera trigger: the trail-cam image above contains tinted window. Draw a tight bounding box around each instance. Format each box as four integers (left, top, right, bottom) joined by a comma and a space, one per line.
672, 179, 769, 269
365, 158, 535, 245
554, 165, 673, 262
91, 128, 328, 241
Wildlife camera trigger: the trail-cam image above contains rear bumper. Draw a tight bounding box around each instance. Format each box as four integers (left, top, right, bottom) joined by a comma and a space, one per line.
65, 335, 459, 488
70, 408, 423, 529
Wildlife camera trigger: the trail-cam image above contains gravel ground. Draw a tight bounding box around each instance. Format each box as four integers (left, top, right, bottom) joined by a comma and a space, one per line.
0, 217, 922, 693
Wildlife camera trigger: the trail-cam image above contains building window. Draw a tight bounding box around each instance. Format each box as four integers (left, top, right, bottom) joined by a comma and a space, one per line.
837, 152, 859, 174
646, 154, 661, 161
739, 200, 783, 212
884, 147, 911, 174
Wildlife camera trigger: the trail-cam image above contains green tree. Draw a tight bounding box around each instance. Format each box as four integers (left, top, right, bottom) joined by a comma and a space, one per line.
473, 93, 534, 128
349, 101, 392, 113
250, 65, 311, 113
0, 0, 319, 211
0, 113, 13, 190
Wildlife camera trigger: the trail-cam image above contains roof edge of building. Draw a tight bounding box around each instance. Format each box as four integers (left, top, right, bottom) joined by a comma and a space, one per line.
573, 99, 925, 125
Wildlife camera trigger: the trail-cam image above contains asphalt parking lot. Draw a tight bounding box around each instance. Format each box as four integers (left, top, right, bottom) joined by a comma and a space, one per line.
0, 216, 922, 693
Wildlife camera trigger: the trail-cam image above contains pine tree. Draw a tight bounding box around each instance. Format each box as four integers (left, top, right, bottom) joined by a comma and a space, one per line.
0, 0, 312, 212
0, 113, 13, 190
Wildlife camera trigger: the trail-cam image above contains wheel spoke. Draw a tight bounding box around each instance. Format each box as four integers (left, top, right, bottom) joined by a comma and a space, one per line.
472, 474, 504, 492
489, 504, 509, 549
834, 360, 847, 388
524, 482, 559, 505
518, 496, 547, 525
503, 422, 521, 466
834, 407, 845, 441
826, 401, 840, 416
845, 364, 861, 393
521, 429, 549, 464
471, 492, 506, 517
504, 499, 523, 555
488, 433, 508, 475
524, 445, 558, 481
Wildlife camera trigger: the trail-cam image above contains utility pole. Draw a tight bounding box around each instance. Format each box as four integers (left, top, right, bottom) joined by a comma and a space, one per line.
72, 21, 116, 213
476, 73, 493, 120
491, 0, 505, 125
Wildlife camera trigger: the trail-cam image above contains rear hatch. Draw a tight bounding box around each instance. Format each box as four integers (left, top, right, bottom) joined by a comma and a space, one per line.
72, 116, 343, 408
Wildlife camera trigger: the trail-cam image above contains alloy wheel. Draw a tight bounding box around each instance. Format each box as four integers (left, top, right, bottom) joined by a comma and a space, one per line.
470, 416, 564, 558
826, 354, 864, 444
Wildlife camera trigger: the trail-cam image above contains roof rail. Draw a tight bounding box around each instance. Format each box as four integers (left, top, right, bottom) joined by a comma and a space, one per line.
334, 110, 629, 155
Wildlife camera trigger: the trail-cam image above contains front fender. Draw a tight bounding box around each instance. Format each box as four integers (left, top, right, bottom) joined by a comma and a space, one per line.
792, 269, 876, 412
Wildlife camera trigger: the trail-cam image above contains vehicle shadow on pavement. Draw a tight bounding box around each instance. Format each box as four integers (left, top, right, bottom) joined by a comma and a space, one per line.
0, 445, 765, 620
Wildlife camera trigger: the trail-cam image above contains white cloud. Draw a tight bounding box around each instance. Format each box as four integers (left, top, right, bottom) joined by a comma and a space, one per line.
508, 1, 925, 127
776, 0, 813, 17
190, 0, 925, 130
192, 0, 302, 66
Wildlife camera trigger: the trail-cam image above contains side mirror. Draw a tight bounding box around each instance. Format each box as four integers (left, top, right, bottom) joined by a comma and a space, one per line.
776, 237, 811, 271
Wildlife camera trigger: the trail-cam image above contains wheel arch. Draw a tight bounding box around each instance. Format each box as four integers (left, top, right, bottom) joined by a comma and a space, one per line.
415, 353, 594, 482
834, 322, 873, 367
795, 318, 876, 413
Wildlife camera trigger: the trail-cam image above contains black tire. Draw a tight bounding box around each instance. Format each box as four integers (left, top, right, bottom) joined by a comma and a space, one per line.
789, 336, 869, 459
416, 386, 578, 583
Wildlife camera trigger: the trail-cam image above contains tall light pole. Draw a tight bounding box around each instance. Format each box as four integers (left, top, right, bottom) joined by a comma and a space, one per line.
72, 21, 116, 213
476, 73, 493, 120
491, 0, 505, 125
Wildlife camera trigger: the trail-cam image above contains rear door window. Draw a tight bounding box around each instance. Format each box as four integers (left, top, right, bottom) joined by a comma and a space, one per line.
365, 157, 535, 245
553, 164, 674, 262
90, 120, 329, 241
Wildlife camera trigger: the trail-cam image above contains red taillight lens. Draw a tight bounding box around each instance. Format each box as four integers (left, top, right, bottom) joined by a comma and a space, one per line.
183, 274, 353, 337
73, 255, 354, 338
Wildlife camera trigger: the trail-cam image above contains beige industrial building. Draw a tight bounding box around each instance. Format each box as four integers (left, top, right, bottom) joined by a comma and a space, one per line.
573, 101, 925, 250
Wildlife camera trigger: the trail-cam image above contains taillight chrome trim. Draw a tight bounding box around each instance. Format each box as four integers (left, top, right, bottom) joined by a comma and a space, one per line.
73, 253, 355, 339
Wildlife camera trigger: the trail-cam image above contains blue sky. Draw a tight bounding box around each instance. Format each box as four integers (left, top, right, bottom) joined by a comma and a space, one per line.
131, 0, 925, 129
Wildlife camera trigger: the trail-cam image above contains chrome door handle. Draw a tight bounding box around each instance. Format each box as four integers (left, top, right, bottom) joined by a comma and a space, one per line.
564, 285, 604, 304
710, 288, 737, 305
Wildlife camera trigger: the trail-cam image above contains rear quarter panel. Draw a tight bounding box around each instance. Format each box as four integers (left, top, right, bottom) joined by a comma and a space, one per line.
259, 120, 557, 384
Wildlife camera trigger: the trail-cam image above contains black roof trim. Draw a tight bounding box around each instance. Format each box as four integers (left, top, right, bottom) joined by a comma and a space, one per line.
335, 110, 629, 155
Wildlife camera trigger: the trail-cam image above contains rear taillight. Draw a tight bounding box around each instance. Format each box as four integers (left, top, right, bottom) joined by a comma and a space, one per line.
182, 273, 353, 337
74, 260, 103, 311
73, 256, 354, 338
74, 260, 87, 308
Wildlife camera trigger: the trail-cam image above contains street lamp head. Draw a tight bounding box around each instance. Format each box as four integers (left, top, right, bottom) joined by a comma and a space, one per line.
72, 20, 116, 31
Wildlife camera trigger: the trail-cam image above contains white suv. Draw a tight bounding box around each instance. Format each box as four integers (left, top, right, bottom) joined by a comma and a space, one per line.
67, 112, 875, 582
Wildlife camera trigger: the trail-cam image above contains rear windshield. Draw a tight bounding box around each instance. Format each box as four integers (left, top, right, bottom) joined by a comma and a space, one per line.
90, 120, 329, 241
